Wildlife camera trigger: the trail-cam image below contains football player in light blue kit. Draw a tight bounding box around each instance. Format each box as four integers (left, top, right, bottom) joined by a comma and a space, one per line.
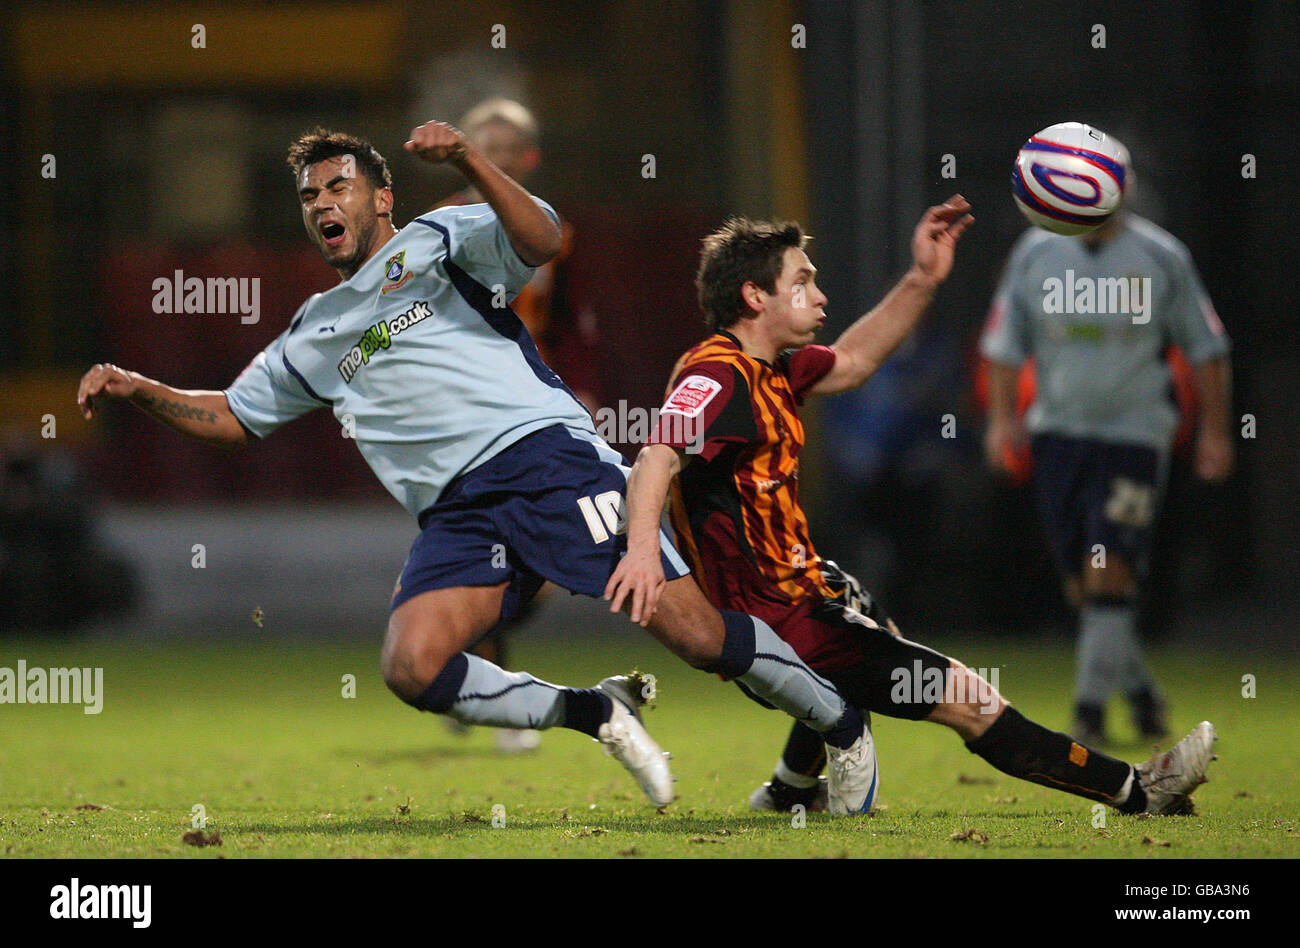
77, 121, 882, 812
981, 141, 1233, 744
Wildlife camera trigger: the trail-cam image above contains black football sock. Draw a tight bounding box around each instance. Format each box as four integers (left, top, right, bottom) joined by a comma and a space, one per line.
765, 776, 823, 811
1074, 702, 1105, 735
966, 707, 1146, 811
1129, 688, 1167, 736
822, 705, 865, 750
562, 689, 613, 738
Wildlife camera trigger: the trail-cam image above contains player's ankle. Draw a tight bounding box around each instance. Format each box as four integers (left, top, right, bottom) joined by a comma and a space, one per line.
1073, 701, 1105, 736
1113, 766, 1148, 814
823, 705, 864, 750
774, 760, 820, 789
766, 776, 822, 811
562, 688, 612, 737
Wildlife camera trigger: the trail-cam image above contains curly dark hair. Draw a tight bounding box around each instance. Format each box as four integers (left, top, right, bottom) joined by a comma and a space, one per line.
696, 218, 807, 332
286, 127, 392, 192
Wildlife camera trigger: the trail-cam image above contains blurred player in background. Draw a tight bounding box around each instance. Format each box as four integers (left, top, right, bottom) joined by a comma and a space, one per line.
431, 98, 598, 409
981, 141, 1233, 745
611, 203, 1220, 818
430, 98, 598, 752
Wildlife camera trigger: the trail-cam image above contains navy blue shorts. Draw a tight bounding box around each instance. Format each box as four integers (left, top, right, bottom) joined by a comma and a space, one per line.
391, 425, 691, 622
1030, 433, 1167, 580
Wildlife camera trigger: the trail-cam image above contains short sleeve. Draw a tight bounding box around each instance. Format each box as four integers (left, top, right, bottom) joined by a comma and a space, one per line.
980, 239, 1036, 366
1162, 242, 1230, 364
783, 345, 837, 401
647, 362, 758, 462
224, 332, 324, 439
437, 198, 560, 298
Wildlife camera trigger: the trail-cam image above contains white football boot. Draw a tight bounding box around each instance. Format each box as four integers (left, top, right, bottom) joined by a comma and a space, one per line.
825, 727, 880, 815
595, 676, 674, 808
1136, 720, 1218, 815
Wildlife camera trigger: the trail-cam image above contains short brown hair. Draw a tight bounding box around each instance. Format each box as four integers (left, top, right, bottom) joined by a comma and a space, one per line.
696, 218, 807, 332
286, 127, 393, 192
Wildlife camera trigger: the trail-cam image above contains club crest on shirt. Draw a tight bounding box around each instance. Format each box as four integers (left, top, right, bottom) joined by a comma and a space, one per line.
380, 251, 414, 294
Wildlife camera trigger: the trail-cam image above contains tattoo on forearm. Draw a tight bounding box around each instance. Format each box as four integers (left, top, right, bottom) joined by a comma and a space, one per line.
137, 392, 218, 424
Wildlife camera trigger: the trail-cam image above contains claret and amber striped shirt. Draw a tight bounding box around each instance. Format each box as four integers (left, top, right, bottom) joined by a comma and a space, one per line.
647, 331, 838, 616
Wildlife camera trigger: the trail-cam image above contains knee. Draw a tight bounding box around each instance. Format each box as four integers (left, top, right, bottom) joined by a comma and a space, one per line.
662, 628, 722, 670
938, 660, 1007, 738
684, 642, 723, 671
381, 624, 452, 702
1082, 557, 1136, 599
646, 584, 725, 670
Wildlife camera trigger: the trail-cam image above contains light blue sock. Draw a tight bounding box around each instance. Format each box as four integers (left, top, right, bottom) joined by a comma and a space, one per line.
412, 653, 569, 730
714, 611, 850, 735
1076, 600, 1149, 706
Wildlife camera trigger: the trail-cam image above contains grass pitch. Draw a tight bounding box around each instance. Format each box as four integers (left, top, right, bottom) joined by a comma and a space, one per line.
1, 631, 1296, 859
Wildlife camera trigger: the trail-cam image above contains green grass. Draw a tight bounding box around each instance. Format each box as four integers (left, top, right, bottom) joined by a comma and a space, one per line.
1, 633, 1297, 858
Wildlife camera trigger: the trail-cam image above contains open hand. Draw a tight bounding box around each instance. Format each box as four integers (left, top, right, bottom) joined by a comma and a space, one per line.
912, 195, 974, 285
603, 548, 666, 627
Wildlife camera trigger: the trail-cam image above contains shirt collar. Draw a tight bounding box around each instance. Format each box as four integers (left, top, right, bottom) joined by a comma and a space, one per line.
716, 330, 774, 368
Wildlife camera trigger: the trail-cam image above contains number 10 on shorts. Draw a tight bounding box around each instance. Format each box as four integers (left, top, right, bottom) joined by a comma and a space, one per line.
577, 490, 627, 543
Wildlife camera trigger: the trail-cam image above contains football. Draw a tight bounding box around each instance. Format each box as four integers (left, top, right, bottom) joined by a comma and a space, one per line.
1012, 122, 1127, 235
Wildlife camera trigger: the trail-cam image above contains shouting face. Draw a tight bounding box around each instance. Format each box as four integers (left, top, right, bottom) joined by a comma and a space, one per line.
297, 155, 394, 279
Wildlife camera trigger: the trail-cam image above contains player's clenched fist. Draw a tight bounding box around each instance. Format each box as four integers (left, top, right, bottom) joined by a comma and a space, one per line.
77, 363, 138, 420
404, 120, 470, 164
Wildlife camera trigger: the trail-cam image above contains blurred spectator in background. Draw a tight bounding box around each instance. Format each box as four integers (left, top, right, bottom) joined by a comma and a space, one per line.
980, 141, 1233, 745
0, 429, 138, 631
817, 322, 968, 608
428, 97, 599, 753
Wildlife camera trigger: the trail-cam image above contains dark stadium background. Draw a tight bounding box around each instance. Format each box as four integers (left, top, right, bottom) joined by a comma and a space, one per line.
1, 0, 1295, 645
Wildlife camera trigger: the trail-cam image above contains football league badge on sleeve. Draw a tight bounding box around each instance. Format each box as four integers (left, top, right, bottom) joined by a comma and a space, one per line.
381, 250, 415, 294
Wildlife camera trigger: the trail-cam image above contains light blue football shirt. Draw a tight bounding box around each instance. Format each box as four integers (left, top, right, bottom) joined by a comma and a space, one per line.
980, 213, 1230, 449
225, 199, 597, 517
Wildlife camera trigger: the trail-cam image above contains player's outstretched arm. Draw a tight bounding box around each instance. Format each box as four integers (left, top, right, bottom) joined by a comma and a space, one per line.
810, 195, 974, 396
77, 363, 248, 448
404, 120, 562, 266
604, 443, 685, 627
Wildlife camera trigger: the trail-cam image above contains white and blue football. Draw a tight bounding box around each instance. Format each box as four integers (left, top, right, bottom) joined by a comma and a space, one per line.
1012, 122, 1127, 235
